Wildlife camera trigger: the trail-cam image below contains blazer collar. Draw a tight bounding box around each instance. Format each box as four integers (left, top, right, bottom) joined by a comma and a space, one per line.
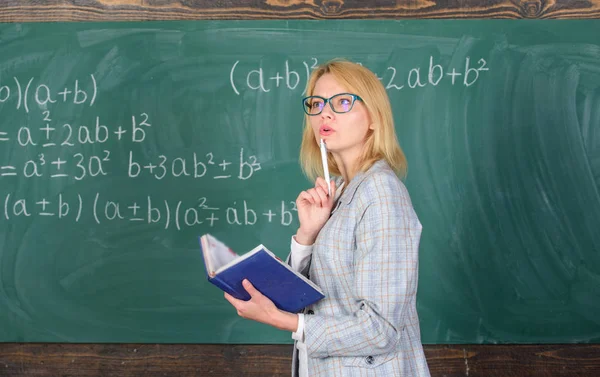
334, 160, 388, 206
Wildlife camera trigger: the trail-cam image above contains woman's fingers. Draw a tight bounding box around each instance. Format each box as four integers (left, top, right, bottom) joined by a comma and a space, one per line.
242, 279, 261, 298
298, 187, 326, 207
297, 177, 336, 210
297, 190, 314, 205
307, 186, 328, 207
315, 176, 336, 199
329, 179, 336, 198
314, 177, 330, 195
224, 292, 242, 307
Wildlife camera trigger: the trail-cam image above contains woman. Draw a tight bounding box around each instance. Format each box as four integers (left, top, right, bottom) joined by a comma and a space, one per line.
225, 60, 430, 376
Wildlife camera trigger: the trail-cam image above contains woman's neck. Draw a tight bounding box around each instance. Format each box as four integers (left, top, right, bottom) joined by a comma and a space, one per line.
333, 155, 359, 183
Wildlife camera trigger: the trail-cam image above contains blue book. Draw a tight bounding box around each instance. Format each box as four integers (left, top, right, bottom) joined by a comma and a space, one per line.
199, 234, 325, 313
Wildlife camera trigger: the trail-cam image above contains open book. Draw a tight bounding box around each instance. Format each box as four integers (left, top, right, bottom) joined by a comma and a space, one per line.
199, 234, 325, 313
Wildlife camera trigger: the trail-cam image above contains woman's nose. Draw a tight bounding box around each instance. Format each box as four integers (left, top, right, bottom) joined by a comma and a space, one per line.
320, 102, 335, 118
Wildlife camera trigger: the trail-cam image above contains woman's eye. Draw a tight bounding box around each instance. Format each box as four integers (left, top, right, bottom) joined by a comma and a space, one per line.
335, 96, 352, 106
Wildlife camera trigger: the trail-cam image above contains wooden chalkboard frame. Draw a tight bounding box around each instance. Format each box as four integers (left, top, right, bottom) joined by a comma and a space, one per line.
0, 343, 598, 376
1, 0, 600, 21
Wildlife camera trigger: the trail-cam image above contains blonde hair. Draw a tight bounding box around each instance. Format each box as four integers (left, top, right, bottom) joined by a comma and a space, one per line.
299, 59, 407, 182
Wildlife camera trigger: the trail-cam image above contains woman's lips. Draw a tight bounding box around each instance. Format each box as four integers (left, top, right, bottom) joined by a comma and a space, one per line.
320, 125, 334, 136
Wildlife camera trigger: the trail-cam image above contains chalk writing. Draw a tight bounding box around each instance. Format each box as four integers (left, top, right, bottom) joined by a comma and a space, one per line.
0, 75, 97, 113
0, 71, 298, 231
229, 57, 490, 95
1, 194, 297, 229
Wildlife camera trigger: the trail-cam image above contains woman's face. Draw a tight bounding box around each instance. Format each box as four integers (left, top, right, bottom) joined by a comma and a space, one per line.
309, 74, 372, 162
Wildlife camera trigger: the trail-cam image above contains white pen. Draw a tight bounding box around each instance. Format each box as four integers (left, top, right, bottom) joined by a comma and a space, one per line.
320, 138, 331, 196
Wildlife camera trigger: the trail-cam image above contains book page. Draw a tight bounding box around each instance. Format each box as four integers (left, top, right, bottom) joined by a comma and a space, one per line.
203, 235, 239, 275
214, 243, 262, 275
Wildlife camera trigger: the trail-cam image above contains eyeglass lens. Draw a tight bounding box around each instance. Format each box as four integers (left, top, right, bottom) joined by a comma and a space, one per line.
304, 94, 355, 115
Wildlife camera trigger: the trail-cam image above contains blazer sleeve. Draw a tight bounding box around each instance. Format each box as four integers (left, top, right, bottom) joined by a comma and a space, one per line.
304, 172, 422, 358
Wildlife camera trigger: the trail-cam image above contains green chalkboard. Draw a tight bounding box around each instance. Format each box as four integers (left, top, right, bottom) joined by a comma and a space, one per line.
0, 20, 599, 344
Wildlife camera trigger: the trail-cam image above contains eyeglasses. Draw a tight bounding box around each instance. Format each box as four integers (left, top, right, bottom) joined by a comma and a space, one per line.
302, 93, 363, 116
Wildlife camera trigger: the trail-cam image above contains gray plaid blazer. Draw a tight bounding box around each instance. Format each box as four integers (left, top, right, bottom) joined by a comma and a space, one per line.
289, 160, 430, 377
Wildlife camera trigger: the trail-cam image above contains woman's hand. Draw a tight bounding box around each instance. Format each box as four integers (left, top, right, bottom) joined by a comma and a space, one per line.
224, 279, 298, 332
295, 177, 337, 245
